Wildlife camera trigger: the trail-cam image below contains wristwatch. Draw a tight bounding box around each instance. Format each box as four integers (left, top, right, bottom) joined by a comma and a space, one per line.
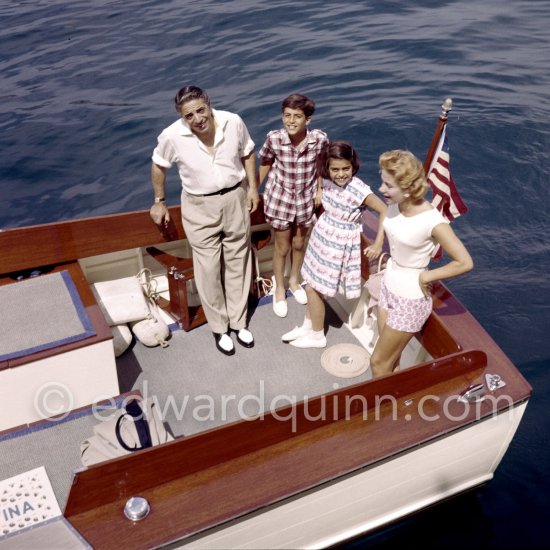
154, 197, 166, 204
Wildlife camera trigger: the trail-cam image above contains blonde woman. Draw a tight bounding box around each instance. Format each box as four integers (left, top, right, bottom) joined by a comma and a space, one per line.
371, 150, 473, 377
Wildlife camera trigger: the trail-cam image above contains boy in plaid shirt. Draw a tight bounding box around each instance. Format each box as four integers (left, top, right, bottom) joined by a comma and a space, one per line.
258, 94, 328, 317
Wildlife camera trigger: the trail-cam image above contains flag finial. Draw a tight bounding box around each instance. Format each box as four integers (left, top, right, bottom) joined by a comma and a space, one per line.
441, 98, 453, 117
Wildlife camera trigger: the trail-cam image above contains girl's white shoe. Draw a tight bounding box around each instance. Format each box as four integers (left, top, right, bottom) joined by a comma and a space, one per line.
281, 325, 312, 342
289, 333, 327, 348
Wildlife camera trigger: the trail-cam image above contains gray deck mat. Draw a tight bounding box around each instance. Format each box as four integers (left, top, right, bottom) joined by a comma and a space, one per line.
0, 299, 371, 511
0, 271, 95, 361
117, 298, 372, 436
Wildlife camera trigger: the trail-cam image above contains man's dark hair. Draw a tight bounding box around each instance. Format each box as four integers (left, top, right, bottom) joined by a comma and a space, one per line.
174, 86, 210, 112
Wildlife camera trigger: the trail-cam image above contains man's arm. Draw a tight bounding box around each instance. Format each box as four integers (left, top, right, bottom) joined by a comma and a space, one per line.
242, 150, 259, 213
150, 162, 170, 224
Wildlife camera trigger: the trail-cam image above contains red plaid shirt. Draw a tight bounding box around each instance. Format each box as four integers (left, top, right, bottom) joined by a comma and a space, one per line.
259, 128, 328, 228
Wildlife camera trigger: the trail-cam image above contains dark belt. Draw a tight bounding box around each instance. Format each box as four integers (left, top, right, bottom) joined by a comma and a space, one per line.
200, 181, 241, 197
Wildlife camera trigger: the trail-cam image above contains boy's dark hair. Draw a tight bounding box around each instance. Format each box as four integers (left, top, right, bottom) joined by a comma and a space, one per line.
282, 93, 316, 118
318, 141, 361, 179
174, 86, 210, 112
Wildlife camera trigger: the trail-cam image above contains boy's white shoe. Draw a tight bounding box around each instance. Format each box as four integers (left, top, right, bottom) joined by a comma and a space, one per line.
273, 299, 288, 317
271, 275, 288, 317
289, 285, 308, 305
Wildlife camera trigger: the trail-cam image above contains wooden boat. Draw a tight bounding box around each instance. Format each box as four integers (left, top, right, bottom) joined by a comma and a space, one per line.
0, 101, 531, 549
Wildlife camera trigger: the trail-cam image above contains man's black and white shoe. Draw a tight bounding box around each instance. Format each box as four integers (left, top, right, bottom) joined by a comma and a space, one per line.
235, 328, 254, 348
214, 332, 235, 356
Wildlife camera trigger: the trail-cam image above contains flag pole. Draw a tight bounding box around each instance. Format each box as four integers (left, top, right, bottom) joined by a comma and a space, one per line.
423, 98, 453, 173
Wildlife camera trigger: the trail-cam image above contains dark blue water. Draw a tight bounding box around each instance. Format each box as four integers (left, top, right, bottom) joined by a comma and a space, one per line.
1, 1, 549, 547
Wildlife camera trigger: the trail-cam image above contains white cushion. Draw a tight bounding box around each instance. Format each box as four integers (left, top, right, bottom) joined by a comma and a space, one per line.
91, 277, 150, 326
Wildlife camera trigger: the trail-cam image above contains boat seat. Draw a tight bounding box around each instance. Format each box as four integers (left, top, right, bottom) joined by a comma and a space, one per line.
145, 247, 207, 332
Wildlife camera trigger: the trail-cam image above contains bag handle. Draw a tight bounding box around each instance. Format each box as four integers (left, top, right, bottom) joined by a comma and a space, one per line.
136, 267, 158, 301
375, 252, 391, 274
115, 399, 153, 452
251, 242, 272, 298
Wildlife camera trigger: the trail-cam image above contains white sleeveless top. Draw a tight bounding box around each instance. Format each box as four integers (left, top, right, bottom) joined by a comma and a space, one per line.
383, 203, 448, 298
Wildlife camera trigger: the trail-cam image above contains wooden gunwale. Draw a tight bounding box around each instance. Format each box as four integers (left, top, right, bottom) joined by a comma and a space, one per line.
0, 202, 268, 276
0, 206, 186, 275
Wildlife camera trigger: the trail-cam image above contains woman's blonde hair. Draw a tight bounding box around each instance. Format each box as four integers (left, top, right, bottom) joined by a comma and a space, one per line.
378, 150, 428, 200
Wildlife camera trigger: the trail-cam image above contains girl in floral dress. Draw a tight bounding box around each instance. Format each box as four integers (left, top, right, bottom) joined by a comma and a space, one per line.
282, 141, 387, 348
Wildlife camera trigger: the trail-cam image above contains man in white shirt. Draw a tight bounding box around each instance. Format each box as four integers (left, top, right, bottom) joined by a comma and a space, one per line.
150, 86, 259, 356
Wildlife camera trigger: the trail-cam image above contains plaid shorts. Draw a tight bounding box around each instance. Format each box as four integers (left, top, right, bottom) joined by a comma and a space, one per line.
265, 209, 316, 230
379, 279, 432, 333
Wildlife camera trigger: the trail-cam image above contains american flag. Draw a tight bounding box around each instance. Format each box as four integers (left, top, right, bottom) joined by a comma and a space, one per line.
427, 126, 468, 259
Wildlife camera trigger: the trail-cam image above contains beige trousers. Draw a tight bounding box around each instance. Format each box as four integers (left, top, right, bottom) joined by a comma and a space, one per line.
180, 185, 252, 334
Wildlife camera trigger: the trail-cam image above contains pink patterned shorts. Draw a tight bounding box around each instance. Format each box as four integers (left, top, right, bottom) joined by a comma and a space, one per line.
378, 279, 432, 333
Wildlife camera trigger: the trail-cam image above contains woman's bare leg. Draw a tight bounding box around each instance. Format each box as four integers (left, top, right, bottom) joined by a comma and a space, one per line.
370, 308, 414, 377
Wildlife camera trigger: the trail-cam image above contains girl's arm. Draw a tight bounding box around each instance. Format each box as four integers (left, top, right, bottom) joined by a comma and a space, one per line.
363, 194, 388, 259
419, 223, 473, 294
315, 175, 323, 208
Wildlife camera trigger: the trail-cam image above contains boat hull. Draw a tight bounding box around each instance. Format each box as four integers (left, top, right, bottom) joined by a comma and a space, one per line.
178, 402, 527, 549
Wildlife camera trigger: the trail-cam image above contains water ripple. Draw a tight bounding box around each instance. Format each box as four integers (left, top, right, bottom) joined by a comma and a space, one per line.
1, 0, 549, 364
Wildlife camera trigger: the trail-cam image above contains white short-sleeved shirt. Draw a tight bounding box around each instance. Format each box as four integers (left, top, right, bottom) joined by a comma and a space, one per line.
383, 203, 449, 298
152, 109, 254, 195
